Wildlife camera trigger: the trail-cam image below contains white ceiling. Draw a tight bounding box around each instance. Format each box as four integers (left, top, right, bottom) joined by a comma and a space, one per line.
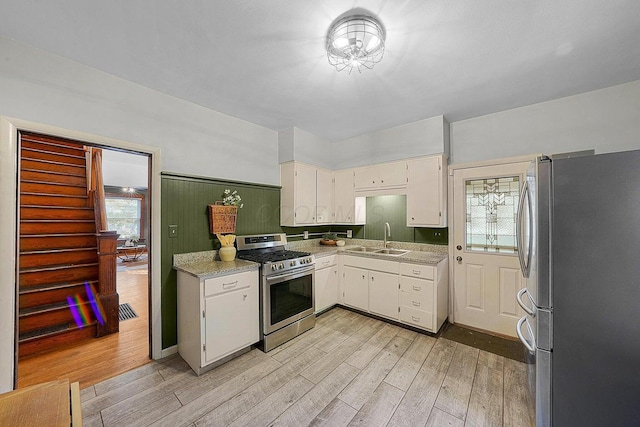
1, 1, 639, 142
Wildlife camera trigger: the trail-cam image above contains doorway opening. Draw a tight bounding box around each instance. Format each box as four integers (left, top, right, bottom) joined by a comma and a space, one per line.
16, 133, 152, 389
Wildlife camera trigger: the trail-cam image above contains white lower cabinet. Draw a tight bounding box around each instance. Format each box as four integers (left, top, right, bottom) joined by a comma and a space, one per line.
340, 254, 448, 333
369, 270, 399, 320
314, 255, 338, 313
399, 259, 448, 333
343, 265, 369, 311
177, 268, 259, 375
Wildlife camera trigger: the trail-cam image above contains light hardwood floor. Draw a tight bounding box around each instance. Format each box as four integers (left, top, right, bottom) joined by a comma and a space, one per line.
18, 265, 150, 389
81, 307, 535, 427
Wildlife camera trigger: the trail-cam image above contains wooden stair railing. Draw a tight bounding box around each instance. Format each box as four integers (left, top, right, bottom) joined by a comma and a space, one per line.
17, 133, 119, 358
88, 148, 119, 336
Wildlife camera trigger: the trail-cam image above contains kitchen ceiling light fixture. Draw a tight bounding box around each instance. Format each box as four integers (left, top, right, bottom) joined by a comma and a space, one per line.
326, 14, 385, 74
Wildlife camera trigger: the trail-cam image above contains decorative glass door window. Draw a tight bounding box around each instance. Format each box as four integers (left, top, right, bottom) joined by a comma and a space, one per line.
465, 176, 520, 254
105, 197, 142, 239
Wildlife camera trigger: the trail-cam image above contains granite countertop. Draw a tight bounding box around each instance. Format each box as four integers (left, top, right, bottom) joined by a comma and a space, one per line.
173, 250, 259, 279
288, 239, 448, 265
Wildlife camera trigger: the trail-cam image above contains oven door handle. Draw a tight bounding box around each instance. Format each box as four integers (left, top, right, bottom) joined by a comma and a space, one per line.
265, 266, 315, 283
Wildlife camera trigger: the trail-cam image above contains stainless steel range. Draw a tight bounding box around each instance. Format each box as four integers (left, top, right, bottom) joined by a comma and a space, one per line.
236, 233, 315, 352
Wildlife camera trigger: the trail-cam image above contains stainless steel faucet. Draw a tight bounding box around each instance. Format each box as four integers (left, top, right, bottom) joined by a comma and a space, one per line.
384, 222, 391, 248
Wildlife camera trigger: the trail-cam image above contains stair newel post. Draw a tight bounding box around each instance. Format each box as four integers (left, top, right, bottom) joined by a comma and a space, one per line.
90, 147, 120, 336
96, 231, 119, 336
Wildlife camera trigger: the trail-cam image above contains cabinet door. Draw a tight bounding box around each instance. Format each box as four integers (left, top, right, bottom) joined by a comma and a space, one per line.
203, 288, 252, 365
343, 266, 369, 311
334, 169, 355, 223
354, 166, 379, 189
407, 156, 444, 226
315, 266, 339, 312
316, 168, 333, 224
295, 163, 317, 224
378, 162, 407, 187
369, 270, 399, 319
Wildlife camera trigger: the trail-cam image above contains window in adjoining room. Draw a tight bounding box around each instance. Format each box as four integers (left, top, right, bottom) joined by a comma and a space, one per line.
105, 196, 143, 240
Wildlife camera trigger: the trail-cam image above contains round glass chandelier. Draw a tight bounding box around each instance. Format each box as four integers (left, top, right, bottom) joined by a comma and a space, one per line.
326, 14, 386, 74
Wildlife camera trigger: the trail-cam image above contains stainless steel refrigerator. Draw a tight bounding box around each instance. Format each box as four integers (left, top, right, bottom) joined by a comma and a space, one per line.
516, 150, 640, 427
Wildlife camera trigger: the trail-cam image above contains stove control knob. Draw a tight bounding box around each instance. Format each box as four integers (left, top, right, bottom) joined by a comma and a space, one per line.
271, 264, 277, 271
300, 259, 305, 264
290, 261, 295, 267
279, 263, 284, 269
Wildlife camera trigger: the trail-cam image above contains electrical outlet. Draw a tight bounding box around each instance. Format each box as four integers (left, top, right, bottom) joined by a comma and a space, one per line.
169, 224, 178, 238
346, 230, 352, 238
303, 231, 309, 239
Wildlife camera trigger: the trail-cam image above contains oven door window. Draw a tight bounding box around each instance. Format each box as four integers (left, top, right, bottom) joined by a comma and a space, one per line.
270, 274, 312, 326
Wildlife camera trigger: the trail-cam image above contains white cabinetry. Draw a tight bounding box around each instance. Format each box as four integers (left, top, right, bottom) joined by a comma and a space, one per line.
342, 255, 399, 320
333, 169, 366, 224
406, 154, 447, 227
315, 255, 338, 313
354, 161, 407, 191
177, 269, 259, 375
369, 270, 400, 320
280, 161, 333, 226
399, 259, 448, 333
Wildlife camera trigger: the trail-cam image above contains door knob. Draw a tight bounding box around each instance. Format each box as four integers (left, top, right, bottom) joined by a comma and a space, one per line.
456, 256, 463, 263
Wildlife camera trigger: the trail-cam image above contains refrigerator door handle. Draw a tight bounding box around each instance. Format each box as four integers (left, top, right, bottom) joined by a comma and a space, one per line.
517, 288, 536, 316
516, 315, 536, 353
516, 180, 532, 277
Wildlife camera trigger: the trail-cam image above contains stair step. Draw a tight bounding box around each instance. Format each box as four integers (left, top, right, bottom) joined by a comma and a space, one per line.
20, 205, 94, 221
20, 193, 90, 207
20, 132, 86, 154
21, 181, 88, 196
20, 233, 97, 251
19, 248, 99, 269
19, 263, 99, 288
19, 324, 97, 358
19, 300, 96, 334
21, 158, 85, 175
20, 281, 98, 310
21, 146, 86, 166
20, 219, 96, 235
22, 168, 87, 185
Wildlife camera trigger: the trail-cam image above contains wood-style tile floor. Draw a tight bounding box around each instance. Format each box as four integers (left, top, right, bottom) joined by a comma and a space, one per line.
81, 307, 535, 426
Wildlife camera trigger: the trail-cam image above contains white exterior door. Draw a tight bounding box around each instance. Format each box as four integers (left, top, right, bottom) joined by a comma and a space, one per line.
452, 162, 529, 337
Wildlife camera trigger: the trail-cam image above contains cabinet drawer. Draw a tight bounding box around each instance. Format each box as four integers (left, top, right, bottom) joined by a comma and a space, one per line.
315, 255, 336, 270
400, 276, 434, 297
204, 270, 255, 297
400, 290, 433, 311
400, 306, 433, 330
400, 263, 434, 280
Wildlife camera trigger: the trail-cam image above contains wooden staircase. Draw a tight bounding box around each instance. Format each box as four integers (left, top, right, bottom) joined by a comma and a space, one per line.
18, 132, 119, 358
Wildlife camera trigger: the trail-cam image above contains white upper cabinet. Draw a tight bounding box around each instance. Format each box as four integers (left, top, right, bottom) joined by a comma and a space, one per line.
406, 154, 447, 227
280, 161, 334, 226
316, 167, 334, 224
354, 161, 407, 191
333, 169, 365, 225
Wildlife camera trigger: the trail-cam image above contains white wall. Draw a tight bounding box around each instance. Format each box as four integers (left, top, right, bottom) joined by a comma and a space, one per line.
331, 115, 450, 169
278, 127, 333, 169
451, 80, 640, 164
0, 36, 280, 185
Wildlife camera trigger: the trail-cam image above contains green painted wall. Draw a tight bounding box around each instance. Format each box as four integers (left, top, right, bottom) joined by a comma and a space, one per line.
361, 195, 448, 245
160, 176, 446, 350
161, 173, 282, 348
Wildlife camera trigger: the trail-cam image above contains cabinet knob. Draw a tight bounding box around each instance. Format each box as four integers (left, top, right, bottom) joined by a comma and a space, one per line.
362, 274, 365, 279
412, 217, 415, 220
456, 256, 463, 263
371, 276, 374, 281
456, 245, 462, 250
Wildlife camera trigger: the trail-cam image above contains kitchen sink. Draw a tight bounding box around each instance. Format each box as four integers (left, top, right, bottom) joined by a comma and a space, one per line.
346, 246, 382, 253
345, 246, 411, 257
375, 248, 410, 256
